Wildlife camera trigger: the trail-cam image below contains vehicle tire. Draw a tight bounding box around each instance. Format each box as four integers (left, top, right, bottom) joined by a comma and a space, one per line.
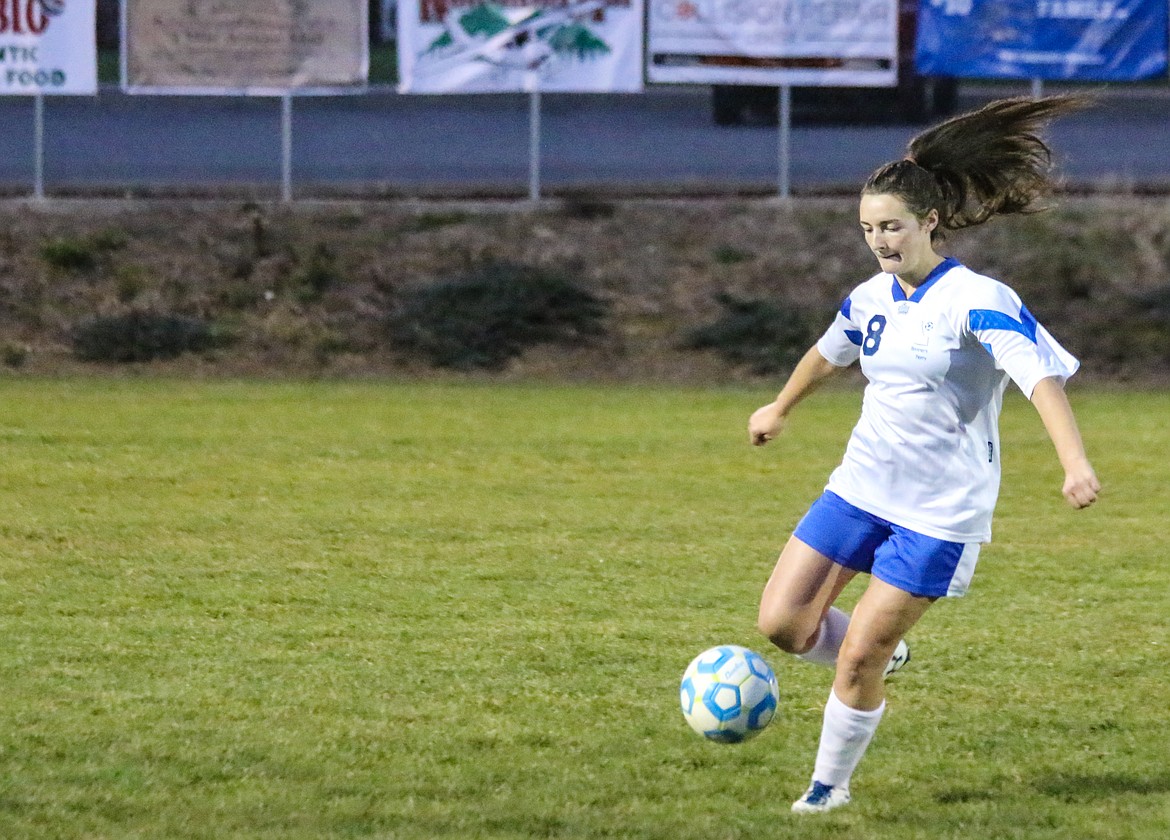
895, 74, 928, 122
929, 77, 959, 116
712, 86, 744, 126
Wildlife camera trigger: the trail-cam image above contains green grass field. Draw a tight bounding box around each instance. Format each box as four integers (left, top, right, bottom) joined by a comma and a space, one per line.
0, 378, 1165, 840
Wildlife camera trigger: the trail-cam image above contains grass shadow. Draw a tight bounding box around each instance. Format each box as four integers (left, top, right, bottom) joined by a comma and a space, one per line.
1034, 771, 1170, 802
934, 788, 998, 805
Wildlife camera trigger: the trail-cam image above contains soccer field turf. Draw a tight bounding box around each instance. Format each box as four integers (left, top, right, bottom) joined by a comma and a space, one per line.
0, 378, 1165, 839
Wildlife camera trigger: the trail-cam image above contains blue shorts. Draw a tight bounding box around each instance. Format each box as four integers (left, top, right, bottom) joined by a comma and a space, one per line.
793, 491, 981, 598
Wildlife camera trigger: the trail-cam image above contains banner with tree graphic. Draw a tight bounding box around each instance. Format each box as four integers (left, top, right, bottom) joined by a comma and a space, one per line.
398, 0, 645, 92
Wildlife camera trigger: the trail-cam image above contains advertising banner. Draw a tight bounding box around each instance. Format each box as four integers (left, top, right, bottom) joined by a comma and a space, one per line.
916, 0, 1169, 80
646, 0, 899, 86
123, 0, 368, 94
0, 0, 97, 95
398, 0, 645, 93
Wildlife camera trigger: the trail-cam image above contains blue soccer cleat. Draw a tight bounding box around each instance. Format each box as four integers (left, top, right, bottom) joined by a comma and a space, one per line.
791, 780, 852, 814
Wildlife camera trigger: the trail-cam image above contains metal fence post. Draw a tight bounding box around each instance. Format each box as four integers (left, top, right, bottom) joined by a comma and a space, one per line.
777, 85, 792, 200
528, 76, 541, 202
281, 93, 293, 202
34, 93, 45, 200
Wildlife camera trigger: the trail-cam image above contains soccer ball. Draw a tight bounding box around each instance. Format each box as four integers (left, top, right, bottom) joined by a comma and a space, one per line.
679, 645, 779, 743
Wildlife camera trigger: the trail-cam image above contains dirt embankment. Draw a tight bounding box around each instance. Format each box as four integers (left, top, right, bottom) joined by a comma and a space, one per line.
2, 196, 1169, 383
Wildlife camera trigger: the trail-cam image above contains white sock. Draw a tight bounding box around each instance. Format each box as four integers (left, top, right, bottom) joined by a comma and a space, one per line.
798, 607, 850, 667
811, 689, 886, 789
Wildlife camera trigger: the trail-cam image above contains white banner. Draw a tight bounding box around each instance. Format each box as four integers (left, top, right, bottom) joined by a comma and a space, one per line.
123, 0, 368, 94
398, 0, 645, 93
647, 0, 897, 86
0, 0, 97, 95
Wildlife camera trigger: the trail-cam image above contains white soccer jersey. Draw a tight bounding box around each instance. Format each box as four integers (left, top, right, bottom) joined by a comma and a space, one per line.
816, 258, 1079, 543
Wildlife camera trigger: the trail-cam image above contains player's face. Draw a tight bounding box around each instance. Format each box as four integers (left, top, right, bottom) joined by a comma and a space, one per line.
859, 194, 939, 285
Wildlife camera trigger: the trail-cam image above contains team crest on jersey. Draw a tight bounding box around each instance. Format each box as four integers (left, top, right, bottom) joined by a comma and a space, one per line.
897, 302, 911, 314
911, 319, 934, 361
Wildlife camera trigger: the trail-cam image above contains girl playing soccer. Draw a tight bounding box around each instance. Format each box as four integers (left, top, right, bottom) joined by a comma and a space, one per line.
748, 95, 1101, 814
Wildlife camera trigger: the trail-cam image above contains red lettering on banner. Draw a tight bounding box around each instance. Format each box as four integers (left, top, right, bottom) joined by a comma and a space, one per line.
28, 0, 49, 34
0, 0, 52, 34
420, 0, 449, 23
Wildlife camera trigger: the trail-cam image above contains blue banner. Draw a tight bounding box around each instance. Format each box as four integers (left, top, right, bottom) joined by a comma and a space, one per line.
916, 0, 1169, 80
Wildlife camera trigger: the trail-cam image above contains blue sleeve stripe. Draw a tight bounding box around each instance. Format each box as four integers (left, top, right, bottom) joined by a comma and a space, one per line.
844, 329, 863, 346
840, 297, 852, 319
969, 306, 1037, 343
1020, 304, 1038, 336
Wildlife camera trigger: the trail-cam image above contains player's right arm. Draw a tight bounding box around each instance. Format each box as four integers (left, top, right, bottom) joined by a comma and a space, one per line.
749, 346, 842, 446
1028, 376, 1100, 509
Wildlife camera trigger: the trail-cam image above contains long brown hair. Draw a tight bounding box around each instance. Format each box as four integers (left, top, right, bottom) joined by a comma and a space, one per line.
863, 95, 1090, 240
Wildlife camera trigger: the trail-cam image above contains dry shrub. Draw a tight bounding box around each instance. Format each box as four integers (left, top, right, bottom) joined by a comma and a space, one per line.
72, 310, 220, 363
387, 261, 607, 370
682, 293, 821, 375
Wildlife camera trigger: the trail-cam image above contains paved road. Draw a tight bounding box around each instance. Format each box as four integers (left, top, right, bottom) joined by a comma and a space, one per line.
1, 84, 1167, 198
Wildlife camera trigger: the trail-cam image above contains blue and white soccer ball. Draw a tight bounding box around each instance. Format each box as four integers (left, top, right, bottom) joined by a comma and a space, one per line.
679, 645, 780, 743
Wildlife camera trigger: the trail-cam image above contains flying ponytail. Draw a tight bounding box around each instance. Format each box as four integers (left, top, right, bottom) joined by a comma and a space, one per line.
863, 95, 1091, 239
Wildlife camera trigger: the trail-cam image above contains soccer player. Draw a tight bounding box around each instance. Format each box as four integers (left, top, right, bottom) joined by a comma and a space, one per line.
747, 96, 1101, 814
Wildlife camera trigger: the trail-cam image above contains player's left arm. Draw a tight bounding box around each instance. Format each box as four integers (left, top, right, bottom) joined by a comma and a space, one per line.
1029, 376, 1101, 509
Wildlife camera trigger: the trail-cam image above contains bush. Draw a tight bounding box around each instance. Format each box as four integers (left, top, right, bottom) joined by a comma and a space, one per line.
712, 244, 753, 265
683, 293, 820, 375
40, 230, 128, 272
387, 262, 607, 370
2, 342, 29, 368
558, 192, 617, 220
72, 311, 219, 363
1059, 286, 1170, 377
40, 238, 98, 272
293, 242, 342, 302
400, 211, 469, 233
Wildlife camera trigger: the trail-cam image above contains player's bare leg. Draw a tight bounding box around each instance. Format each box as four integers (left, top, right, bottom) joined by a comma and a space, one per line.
757, 536, 857, 656
834, 578, 933, 710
